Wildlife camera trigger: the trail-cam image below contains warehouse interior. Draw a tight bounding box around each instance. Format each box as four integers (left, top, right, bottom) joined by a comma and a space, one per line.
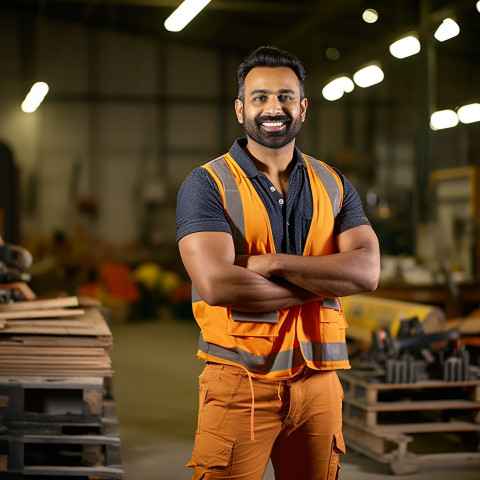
0, 0, 480, 479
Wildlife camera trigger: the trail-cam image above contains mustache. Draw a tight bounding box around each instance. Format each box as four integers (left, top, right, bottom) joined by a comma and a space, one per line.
255, 115, 291, 125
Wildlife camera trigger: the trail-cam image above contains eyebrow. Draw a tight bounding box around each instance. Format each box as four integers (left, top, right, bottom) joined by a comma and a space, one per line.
249, 88, 296, 97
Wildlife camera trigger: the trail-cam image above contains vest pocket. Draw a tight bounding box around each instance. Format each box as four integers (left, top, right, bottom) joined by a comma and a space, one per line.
227, 310, 280, 337
319, 308, 348, 344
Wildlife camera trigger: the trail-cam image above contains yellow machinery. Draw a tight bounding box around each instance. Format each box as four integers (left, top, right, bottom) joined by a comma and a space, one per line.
341, 294, 446, 350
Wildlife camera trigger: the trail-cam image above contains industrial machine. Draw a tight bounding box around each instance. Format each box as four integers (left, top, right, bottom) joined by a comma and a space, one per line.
0, 243, 34, 303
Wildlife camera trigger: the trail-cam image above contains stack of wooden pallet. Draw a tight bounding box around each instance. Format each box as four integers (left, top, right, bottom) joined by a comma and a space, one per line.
339, 370, 480, 475
0, 296, 123, 479
0, 296, 113, 377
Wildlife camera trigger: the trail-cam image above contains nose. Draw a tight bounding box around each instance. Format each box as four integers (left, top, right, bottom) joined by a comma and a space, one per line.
264, 96, 283, 115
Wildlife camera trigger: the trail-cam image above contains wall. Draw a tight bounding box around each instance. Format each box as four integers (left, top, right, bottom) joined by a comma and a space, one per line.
0, 9, 478, 260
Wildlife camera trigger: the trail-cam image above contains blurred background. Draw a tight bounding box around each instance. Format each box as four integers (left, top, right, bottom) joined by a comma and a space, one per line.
0, 1, 480, 479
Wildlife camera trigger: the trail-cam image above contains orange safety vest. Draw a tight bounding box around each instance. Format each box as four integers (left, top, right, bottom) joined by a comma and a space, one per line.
191, 152, 350, 380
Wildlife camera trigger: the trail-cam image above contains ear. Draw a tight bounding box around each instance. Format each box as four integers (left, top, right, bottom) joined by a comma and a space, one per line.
300, 97, 308, 122
235, 99, 244, 124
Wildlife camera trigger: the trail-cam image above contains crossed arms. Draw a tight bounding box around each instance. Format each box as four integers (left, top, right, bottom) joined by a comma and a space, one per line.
178, 224, 380, 313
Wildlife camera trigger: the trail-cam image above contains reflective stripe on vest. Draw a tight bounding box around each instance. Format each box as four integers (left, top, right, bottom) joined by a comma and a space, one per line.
304, 155, 342, 217
209, 156, 246, 254
198, 332, 348, 375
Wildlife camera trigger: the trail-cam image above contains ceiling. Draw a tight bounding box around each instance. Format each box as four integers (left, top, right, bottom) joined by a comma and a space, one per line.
4, 0, 480, 82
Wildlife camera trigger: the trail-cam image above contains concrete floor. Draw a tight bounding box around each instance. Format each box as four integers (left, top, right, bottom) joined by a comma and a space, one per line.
110, 316, 480, 480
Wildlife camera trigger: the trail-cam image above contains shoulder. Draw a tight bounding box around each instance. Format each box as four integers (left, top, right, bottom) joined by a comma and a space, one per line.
176, 167, 232, 243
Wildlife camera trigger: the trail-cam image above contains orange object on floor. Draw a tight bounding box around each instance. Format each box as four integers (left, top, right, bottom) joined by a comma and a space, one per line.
99, 261, 140, 303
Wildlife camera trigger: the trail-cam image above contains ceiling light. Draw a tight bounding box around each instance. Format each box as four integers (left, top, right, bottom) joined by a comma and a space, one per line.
21, 82, 49, 113
477, 1, 480, 13
322, 76, 354, 101
430, 109, 459, 130
164, 0, 211, 32
353, 64, 384, 88
389, 35, 421, 59
457, 103, 480, 124
362, 9, 378, 23
434, 18, 460, 42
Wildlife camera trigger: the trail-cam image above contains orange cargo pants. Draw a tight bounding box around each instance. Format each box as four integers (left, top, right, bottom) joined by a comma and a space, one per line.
187, 363, 345, 480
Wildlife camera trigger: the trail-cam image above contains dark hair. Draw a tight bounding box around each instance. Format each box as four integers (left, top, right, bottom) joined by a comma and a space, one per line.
237, 46, 306, 102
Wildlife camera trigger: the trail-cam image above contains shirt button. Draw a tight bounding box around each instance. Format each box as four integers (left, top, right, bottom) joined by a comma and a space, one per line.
279, 199, 284, 205
270, 186, 276, 192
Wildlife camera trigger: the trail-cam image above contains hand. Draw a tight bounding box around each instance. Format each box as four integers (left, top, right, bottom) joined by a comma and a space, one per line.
235, 254, 276, 278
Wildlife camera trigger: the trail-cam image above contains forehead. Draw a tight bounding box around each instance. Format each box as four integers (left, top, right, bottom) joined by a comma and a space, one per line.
244, 66, 300, 94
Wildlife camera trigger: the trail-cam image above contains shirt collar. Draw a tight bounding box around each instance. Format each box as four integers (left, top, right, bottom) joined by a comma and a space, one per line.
228, 137, 307, 179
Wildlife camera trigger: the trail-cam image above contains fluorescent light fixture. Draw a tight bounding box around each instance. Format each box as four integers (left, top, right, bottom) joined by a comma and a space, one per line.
322, 76, 354, 101
165, 0, 211, 32
389, 35, 421, 59
430, 109, 459, 130
434, 18, 460, 42
353, 64, 384, 88
362, 9, 378, 23
21, 82, 49, 113
457, 103, 480, 124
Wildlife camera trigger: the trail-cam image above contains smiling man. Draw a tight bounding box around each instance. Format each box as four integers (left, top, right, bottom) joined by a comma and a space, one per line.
176, 46, 380, 480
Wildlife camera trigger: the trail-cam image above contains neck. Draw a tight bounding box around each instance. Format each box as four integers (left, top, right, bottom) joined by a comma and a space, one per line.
244, 137, 296, 175
244, 138, 296, 195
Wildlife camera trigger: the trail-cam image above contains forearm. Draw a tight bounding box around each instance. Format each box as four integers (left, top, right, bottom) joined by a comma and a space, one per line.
239, 226, 381, 298
260, 250, 379, 298
194, 262, 318, 312
178, 232, 318, 313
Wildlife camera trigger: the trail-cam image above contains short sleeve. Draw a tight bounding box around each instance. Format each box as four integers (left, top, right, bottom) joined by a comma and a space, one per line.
332, 168, 371, 236
176, 167, 233, 243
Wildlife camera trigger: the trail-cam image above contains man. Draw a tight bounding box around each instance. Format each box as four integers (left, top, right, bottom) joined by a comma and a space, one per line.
176, 46, 380, 480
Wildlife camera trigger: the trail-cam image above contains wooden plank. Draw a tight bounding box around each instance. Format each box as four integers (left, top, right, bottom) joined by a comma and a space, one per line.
22, 466, 124, 476
0, 308, 84, 320
370, 421, 480, 434
339, 371, 480, 390
0, 357, 110, 365
0, 309, 111, 336
0, 296, 79, 312
0, 335, 112, 348
0, 375, 105, 386
0, 346, 106, 355
343, 422, 404, 456
345, 398, 480, 412
0, 368, 113, 376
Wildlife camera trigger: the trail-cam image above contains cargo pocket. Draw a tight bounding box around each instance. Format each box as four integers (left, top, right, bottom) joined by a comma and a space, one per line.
186, 430, 235, 479
328, 429, 346, 480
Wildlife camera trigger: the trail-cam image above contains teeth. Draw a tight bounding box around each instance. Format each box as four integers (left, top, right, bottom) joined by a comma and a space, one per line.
263, 122, 283, 127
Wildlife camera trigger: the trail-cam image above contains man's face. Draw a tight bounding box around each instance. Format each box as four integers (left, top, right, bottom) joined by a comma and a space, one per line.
235, 66, 307, 149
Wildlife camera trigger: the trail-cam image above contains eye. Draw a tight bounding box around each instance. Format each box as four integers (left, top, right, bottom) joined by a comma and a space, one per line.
279, 94, 293, 102
252, 95, 266, 102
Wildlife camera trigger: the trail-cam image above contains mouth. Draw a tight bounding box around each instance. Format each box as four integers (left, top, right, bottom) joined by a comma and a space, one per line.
262, 121, 285, 129
257, 116, 290, 132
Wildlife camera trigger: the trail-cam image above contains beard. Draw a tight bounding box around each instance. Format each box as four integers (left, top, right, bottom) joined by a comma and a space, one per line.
243, 113, 303, 149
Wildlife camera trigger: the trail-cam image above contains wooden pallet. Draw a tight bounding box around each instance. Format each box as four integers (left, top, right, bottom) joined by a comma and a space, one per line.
0, 432, 123, 478
338, 370, 480, 474
0, 376, 105, 423
3, 400, 119, 437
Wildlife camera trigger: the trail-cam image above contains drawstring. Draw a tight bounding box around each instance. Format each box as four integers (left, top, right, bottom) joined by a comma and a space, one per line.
239, 365, 256, 441
277, 381, 282, 402
247, 371, 255, 441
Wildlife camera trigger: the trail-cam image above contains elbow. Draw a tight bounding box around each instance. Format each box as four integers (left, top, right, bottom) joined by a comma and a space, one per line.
363, 275, 379, 293
194, 282, 229, 307
363, 261, 381, 292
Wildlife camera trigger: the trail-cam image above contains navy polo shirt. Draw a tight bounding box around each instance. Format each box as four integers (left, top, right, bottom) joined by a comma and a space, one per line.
176, 137, 370, 255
